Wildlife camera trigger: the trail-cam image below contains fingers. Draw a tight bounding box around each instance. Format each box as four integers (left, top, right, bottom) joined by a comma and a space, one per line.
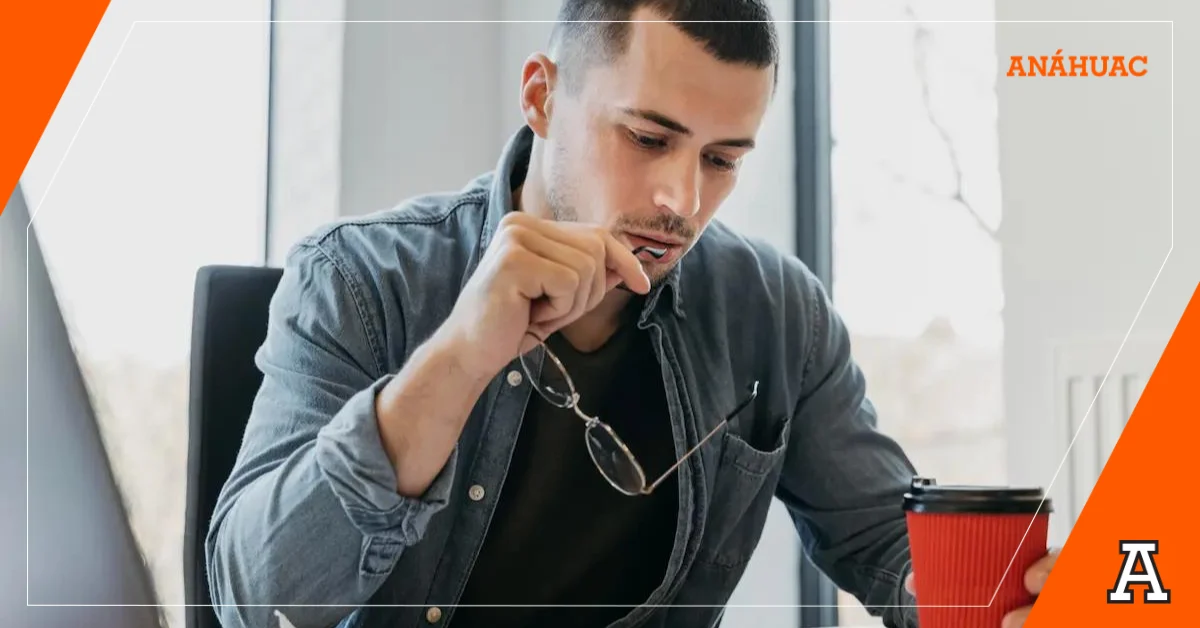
494, 214, 648, 333
514, 213, 651, 295
1006, 549, 1056, 627
546, 227, 612, 310
1024, 547, 1059, 595
510, 249, 578, 326
599, 231, 652, 294
512, 230, 599, 324
1001, 605, 1030, 628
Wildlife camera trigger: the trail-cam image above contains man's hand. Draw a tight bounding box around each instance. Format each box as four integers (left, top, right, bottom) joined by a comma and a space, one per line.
374, 212, 652, 497
903, 548, 1059, 628
443, 211, 652, 379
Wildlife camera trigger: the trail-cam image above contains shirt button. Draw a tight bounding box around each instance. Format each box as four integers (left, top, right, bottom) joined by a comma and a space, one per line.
468, 484, 486, 501
425, 606, 442, 623
506, 370, 523, 386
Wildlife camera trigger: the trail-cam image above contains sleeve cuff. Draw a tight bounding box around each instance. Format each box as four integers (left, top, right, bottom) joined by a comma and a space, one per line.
314, 374, 457, 544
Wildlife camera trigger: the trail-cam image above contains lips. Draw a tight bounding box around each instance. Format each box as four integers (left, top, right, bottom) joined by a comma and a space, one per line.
626, 231, 686, 247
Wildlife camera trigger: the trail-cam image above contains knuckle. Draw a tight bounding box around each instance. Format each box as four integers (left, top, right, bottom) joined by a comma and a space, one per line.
496, 227, 532, 256
588, 239, 606, 260
499, 211, 527, 228
498, 244, 531, 274
592, 229, 612, 251
563, 263, 582, 285
578, 253, 596, 276
505, 222, 530, 243
563, 267, 583, 293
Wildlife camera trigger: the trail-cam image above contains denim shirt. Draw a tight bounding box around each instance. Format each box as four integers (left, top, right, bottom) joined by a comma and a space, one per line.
205, 126, 921, 628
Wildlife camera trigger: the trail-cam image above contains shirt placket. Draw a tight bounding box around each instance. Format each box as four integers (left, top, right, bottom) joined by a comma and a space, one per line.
612, 315, 704, 627
417, 358, 535, 626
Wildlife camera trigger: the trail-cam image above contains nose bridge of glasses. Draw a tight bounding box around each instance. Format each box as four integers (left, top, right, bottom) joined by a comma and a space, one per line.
572, 399, 597, 423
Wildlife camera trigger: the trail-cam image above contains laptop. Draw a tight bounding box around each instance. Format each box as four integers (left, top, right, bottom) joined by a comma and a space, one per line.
0, 182, 165, 627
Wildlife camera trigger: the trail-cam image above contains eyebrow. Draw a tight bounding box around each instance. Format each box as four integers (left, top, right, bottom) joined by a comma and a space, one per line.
620, 107, 756, 149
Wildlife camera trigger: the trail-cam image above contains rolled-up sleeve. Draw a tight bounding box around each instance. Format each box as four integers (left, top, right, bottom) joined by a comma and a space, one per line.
316, 375, 458, 542
205, 241, 455, 628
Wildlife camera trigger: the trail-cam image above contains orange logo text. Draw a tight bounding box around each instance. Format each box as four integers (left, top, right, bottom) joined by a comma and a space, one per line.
1007, 50, 1147, 77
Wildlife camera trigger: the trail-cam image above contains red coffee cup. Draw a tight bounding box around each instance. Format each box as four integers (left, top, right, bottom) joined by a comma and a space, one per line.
903, 476, 1052, 628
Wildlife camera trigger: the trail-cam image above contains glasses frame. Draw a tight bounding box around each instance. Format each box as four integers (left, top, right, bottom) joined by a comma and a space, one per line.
519, 330, 760, 496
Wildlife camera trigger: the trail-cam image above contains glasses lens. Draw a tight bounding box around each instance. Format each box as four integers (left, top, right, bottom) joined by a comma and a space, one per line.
519, 337, 575, 407
585, 424, 647, 495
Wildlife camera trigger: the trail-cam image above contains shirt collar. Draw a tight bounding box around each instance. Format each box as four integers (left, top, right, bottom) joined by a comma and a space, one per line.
478, 125, 685, 321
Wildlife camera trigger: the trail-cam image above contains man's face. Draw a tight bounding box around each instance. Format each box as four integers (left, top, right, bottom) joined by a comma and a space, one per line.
538, 10, 775, 285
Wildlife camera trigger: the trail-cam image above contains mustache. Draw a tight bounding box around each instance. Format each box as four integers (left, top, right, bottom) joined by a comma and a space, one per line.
613, 214, 696, 240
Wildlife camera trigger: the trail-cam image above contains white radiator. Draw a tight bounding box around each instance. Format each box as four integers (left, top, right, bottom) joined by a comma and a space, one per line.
1049, 335, 1167, 536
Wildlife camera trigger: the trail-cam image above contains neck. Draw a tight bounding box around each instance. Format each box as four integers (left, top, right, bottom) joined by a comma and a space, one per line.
512, 160, 636, 352
513, 141, 552, 220
560, 291, 636, 352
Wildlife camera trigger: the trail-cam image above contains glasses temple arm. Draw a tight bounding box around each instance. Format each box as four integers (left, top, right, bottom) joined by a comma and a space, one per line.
643, 381, 760, 494
644, 420, 727, 494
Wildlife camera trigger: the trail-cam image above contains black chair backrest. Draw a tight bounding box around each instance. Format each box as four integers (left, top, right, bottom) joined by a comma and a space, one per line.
184, 265, 283, 628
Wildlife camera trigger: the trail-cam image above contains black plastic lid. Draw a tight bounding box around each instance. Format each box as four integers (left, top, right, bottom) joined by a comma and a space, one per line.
902, 476, 1053, 514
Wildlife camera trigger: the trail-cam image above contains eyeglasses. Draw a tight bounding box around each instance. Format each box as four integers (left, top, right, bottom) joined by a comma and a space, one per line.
519, 330, 760, 496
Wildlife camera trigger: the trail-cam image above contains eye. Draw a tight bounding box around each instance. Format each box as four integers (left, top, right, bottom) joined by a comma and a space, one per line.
705, 153, 738, 172
627, 129, 667, 150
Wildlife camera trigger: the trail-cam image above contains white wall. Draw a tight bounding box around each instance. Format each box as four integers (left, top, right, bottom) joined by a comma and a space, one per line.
994, 0, 1199, 546
339, 0, 504, 215
267, 0, 347, 263
267, 0, 505, 262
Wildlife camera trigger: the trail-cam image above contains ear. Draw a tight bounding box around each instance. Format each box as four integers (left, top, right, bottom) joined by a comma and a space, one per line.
520, 53, 557, 138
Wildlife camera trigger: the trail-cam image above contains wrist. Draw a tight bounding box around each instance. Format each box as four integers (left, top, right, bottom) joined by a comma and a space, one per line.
426, 320, 502, 385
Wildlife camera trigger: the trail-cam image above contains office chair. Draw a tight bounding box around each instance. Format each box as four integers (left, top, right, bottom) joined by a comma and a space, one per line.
184, 265, 283, 628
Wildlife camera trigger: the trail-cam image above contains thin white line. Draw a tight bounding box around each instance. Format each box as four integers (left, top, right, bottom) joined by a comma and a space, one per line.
985, 252, 1173, 607
28, 604, 985, 608
22, 17, 1175, 611
25, 224, 30, 607
25, 20, 138, 608
984, 20, 1177, 608
26, 23, 138, 226
129, 19, 1176, 24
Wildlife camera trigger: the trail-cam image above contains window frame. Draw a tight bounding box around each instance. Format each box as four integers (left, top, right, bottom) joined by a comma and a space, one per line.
261, 0, 278, 266
792, 1, 840, 627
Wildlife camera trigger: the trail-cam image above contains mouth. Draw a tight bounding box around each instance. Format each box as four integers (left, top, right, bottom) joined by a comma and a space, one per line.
625, 232, 686, 264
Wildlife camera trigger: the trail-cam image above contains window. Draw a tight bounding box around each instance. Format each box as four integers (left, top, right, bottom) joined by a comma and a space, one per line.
825, 1, 1004, 624
21, 2, 271, 626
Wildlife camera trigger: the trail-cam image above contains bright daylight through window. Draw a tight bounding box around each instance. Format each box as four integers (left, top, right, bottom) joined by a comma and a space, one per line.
21, 3, 271, 627
827, 0, 1005, 624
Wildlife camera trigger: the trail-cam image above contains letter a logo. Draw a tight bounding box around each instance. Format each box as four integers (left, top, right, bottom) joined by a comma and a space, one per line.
1107, 540, 1170, 603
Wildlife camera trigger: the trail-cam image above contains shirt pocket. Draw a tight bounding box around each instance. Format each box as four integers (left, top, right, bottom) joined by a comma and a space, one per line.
694, 412, 792, 569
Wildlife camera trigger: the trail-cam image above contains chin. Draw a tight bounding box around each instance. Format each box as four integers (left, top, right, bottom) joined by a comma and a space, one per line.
615, 273, 672, 294
643, 265, 677, 289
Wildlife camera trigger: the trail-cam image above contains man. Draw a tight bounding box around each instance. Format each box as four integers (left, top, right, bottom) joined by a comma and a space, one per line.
206, 1, 1056, 627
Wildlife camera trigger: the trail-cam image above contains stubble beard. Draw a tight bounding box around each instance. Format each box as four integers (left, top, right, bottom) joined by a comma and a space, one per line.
544, 162, 694, 291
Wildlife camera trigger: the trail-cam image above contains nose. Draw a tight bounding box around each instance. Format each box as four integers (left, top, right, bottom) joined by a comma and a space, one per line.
651, 154, 701, 218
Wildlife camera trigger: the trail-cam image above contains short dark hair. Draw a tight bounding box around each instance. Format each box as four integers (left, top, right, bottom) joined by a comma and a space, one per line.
549, 0, 779, 92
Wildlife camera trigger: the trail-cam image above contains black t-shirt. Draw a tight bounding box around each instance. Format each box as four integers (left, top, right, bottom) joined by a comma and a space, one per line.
452, 315, 679, 628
